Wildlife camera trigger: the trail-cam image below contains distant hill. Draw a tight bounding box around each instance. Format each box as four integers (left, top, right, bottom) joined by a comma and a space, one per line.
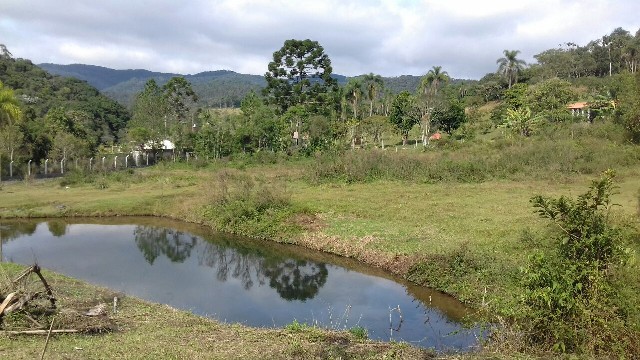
38, 63, 433, 108
38, 63, 268, 108
37, 63, 171, 90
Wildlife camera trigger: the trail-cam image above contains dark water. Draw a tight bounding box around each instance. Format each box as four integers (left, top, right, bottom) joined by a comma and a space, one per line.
0, 218, 481, 350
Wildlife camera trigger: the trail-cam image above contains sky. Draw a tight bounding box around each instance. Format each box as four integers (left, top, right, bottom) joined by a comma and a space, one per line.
1, 0, 639, 80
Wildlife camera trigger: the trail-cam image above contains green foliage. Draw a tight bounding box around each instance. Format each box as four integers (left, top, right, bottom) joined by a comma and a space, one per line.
285, 319, 311, 332
389, 91, 419, 144
407, 243, 484, 292
0, 48, 130, 162
348, 326, 368, 341
263, 39, 338, 115
527, 78, 577, 122
502, 83, 529, 109
308, 122, 640, 184
496, 50, 527, 88
202, 170, 304, 239
615, 72, 640, 142
500, 107, 543, 137
432, 99, 466, 134
521, 171, 638, 355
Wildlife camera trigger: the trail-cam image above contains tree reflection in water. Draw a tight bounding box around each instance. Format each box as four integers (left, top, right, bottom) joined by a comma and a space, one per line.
197, 236, 328, 301
264, 259, 328, 302
133, 226, 197, 264
0, 221, 38, 245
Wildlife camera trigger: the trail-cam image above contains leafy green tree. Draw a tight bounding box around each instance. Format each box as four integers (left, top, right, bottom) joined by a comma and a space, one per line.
432, 99, 466, 134
49, 131, 91, 162
344, 79, 364, 146
361, 115, 392, 144
417, 66, 450, 145
389, 91, 419, 145
163, 77, 198, 136
615, 72, 640, 142
528, 78, 576, 122
522, 171, 635, 354
497, 50, 526, 88
240, 91, 285, 151
0, 80, 22, 127
503, 83, 529, 109
263, 39, 338, 114
128, 79, 167, 148
344, 78, 364, 120
419, 66, 449, 97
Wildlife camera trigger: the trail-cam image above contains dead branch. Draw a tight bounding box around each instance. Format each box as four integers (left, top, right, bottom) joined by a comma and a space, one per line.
2, 329, 78, 335
40, 316, 55, 360
11, 265, 56, 309
0, 292, 18, 314
4, 292, 43, 314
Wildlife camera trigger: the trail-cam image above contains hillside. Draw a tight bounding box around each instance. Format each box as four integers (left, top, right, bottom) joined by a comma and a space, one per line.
38, 63, 270, 108
37, 63, 172, 90
0, 55, 130, 161
38, 63, 431, 108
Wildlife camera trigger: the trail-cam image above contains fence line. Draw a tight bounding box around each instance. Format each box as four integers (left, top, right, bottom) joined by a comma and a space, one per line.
0, 151, 183, 182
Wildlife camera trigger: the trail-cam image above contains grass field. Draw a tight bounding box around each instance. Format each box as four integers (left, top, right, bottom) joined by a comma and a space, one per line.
1, 156, 639, 358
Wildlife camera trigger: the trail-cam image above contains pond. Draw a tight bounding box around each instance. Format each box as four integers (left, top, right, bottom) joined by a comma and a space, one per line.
0, 218, 481, 351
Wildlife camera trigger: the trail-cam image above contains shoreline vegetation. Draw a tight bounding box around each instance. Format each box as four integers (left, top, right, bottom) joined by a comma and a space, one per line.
1, 143, 639, 358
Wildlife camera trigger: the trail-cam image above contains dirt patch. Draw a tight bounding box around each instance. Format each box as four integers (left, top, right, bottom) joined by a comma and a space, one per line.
290, 213, 326, 232
296, 233, 418, 277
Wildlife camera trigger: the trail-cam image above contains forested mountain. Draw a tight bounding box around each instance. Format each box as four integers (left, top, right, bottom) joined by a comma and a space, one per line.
39, 64, 270, 108
37, 63, 168, 90
0, 51, 130, 162
38, 63, 430, 108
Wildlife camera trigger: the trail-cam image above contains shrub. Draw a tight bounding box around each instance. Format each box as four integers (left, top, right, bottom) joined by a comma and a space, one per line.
520, 170, 639, 355
202, 169, 303, 239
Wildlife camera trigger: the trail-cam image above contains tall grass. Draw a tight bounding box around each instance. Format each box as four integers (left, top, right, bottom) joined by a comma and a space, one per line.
202, 169, 306, 239
308, 122, 640, 184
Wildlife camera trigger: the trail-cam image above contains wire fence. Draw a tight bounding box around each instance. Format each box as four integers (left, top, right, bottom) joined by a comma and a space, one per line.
0, 151, 187, 182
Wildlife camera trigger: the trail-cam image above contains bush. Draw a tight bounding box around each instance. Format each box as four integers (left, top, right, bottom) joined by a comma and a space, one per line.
202, 169, 304, 239
520, 170, 639, 355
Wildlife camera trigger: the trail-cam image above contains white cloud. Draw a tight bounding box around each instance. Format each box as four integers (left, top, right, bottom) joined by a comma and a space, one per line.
1, 0, 638, 79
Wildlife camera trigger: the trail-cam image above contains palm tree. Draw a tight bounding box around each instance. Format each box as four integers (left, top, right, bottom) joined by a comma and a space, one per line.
344, 78, 363, 120
344, 79, 364, 148
0, 81, 24, 176
496, 50, 526, 88
363, 73, 384, 117
417, 66, 449, 146
419, 66, 449, 97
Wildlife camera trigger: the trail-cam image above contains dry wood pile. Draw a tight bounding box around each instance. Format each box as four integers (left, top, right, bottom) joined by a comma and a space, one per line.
1, 263, 116, 335
0, 264, 56, 326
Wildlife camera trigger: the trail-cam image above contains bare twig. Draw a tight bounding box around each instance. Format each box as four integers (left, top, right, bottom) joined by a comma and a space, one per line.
3, 329, 78, 335
40, 316, 55, 360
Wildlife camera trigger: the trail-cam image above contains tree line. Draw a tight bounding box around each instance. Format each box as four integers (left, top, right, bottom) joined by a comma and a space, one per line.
2, 26, 640, 173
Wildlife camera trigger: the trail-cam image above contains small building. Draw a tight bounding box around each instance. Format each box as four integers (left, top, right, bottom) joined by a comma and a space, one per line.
567, 102, 590, 117
138, 139, 176, 160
